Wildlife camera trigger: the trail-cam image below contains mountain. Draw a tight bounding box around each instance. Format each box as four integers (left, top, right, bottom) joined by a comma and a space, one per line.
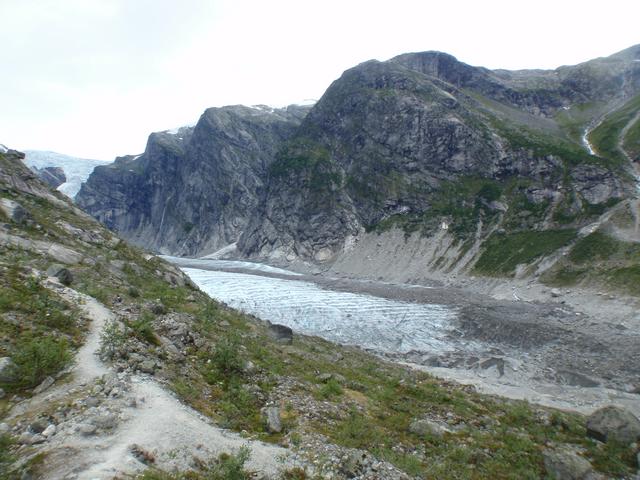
1, 146, 638, 479
23, 150, 111, 198
76, 105, 310, 255
77, 46, 640, 291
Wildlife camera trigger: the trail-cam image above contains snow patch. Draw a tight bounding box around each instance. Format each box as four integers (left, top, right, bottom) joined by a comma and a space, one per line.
0, 144, 7, 153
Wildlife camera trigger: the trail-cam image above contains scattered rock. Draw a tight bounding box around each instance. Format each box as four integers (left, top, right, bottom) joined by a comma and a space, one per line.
92, 412, 118, 430
0, 423, 9, 434
138, 360, 157, 375
79, 423, 97, 436
543, 447, 593, 480
341, 451, 368, 478
0, 357, 17, 383
42, 424, 56, 438
46, 263, 73, 285
46, 243, 83, 264
149, 302, 167, 315
479, 357, 505, 377
268, 323, 293, 344
0, 198, 31, 224
130, 443, 156, 465
408, 418, 449, 438
29, 419, 48, 434
586, 405, 640, 443
550, 288, 562, 298
263, 406, 282, 433
316, 373, 333, 383
0, 388, 5, 399
85, 396, 100, 408
29, 434, 46, 445
33, 375, 55, 394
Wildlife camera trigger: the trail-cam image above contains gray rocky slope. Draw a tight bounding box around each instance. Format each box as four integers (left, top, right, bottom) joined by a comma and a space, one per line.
77, 45, 640, 277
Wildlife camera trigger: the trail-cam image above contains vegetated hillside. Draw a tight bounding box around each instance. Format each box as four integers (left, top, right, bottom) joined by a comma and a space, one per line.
2, 149, 638, 478
76, 105, 311, 256
237, 45, 640, 293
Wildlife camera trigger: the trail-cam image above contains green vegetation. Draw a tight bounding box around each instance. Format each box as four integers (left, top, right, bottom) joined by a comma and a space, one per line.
474, 229, 577, 276
0, 261, 79, 392
129, 312, 161, 346
555, 101, 605, 143
368, 177, 505, 240
137, 447, 252, 480
622, 114, 640, 161
589, 93, 640, 163
543, 231, 640, 295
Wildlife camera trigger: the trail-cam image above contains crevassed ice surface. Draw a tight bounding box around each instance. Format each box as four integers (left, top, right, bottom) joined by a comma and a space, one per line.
183, 267, 460, 355
24, 150, 111, 198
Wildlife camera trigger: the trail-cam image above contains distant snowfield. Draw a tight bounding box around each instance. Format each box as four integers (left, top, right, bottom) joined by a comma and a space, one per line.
183, 267, 461, 355
23, 150, 111, 198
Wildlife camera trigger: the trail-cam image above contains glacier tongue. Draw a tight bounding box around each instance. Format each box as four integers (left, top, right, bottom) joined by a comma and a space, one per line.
23, 150, 111, 198
183, 267, 460, 355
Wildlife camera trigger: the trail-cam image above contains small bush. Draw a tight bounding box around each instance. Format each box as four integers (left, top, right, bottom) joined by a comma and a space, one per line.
11, 337, 71, 388
209, 334, 244, 379
99, 320, 128, 360
130, 313, 160, 346
316, 378, 343, 400
204, 447, 251, 480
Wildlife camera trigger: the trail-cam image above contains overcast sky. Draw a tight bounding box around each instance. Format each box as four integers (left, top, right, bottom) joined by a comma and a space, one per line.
1, 0, 638, 160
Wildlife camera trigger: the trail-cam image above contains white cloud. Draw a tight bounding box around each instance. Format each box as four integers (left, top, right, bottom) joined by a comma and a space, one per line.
0, 0, 638, 159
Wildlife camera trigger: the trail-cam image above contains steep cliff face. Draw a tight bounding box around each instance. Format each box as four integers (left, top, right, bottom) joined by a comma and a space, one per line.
76, 105, 309, 255
238, 46, 640, 264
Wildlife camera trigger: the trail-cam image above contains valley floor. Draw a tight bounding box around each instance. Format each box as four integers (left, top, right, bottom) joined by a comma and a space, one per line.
167, 257, 640, 417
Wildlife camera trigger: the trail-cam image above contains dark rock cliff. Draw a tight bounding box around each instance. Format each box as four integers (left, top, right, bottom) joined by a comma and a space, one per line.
76, 105, 309, 255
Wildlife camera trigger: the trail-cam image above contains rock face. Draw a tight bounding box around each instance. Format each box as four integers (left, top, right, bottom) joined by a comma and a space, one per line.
77, 45, 640, 264
32, 166, 66, 188
586, 405, 640, 443
76, 105, 310, 256
238, 47, 639, 262
543, 447, 593, 480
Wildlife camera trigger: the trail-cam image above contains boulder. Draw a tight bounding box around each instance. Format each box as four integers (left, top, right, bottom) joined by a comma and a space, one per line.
33, 375, 55, 394
543, 447, 592, 480
0, 198, 31, 223
586, 405, 640, 443
29, 419, 48, 434
408, 418, 449, 438
42, 424, 56, 438
46, 263, 73, 285
0, 357, 17, 383
92, 412, 118, 430
268, 323, 293, 344
47, 243, 83, 264
263, 406, 282, 433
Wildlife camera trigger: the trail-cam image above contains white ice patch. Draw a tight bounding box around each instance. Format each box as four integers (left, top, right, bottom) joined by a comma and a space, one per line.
183, 268, 461, 355
23, 150, 111, 199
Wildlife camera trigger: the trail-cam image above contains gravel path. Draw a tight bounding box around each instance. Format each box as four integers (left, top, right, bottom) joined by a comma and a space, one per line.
18, 281, 290, 479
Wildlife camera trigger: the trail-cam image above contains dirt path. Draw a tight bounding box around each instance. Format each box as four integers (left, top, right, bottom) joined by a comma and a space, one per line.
13, 280, 291, 479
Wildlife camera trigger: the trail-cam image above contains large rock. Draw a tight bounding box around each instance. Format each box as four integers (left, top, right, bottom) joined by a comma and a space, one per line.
0, 357, 17, 383
32, 166, 66, 189
408, 418, 449, 438
543, 447, 593, 480
0, 198, 31, 223
46, 243, 83, 264
268, 323, 293, 344
46, 263, 73, 285
263, 406, 282, 433
586, 405, 640, 443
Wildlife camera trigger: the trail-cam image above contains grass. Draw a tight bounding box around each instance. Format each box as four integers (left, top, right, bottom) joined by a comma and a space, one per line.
473, 229, 577, 276
589, 93, 640, 164
543, 231, 640, 295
